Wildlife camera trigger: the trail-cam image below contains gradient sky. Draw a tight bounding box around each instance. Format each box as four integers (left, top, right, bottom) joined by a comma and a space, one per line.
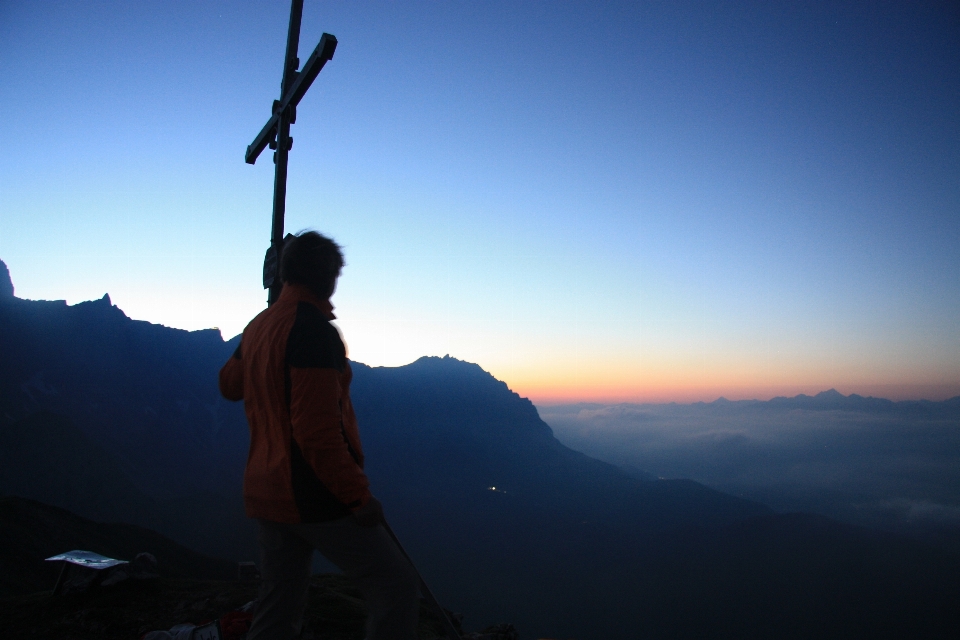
1, 1, 958, 402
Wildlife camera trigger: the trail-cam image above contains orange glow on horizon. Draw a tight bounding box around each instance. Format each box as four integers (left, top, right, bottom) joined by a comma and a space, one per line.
485, 348, 960, 405
512, 381, 960, 405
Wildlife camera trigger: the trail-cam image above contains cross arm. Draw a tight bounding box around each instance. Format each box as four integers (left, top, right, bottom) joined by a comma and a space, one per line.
283, 32, 337, 119
245, 33, 338, 165
245, 114, 280, 165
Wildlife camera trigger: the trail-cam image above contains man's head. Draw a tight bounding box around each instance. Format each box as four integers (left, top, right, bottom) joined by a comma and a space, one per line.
280, 231, 344, 299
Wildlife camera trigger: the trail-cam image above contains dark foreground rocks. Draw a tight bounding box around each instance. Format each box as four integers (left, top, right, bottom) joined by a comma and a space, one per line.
0, 574, 472, 640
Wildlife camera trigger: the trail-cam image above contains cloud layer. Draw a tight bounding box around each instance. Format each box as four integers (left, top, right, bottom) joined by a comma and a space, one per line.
539, 395, 960, 536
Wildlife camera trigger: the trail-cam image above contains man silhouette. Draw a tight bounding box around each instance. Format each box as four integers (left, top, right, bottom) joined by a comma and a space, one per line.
219, 231, 419, 640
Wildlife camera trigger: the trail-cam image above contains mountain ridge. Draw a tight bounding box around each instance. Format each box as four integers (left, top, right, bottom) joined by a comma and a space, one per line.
546, 388, 960, 414
3, 269, 960, 637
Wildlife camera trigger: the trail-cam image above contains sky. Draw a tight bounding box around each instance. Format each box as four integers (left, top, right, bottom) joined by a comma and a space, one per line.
1, 1, 958, 403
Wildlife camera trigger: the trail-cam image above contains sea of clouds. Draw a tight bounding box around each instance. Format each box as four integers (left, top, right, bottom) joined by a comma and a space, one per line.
538, 399, 960, 539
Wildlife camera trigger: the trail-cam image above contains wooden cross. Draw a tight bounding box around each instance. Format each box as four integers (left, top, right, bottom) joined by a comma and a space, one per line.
245, 0, 337, 305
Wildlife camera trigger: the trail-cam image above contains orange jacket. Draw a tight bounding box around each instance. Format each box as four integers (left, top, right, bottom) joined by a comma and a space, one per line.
219, 283, 371, 523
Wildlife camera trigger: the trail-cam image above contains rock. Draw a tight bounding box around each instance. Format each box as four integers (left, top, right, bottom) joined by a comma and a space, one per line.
0, 259, 13, 298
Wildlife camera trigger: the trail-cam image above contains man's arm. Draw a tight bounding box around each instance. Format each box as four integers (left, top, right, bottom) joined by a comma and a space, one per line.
219, 341, 244, 401
288, 366, 372, 509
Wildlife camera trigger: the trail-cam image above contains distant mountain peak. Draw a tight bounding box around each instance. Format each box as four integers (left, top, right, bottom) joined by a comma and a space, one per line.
68, 292, 127, 321
815, 388, 845, 400
0, 259, 13, 298
416, 354, 466, 365
408, 354, 488, 373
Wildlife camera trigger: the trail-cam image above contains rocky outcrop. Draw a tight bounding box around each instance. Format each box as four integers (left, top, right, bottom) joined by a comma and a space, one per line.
0, 259, 13, 299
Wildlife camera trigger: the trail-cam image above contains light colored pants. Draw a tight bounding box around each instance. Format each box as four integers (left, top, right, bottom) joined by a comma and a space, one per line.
247, 517, 420, 640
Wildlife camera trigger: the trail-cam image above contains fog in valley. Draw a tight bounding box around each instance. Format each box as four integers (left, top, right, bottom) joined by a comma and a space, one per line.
539, 394, 960, 546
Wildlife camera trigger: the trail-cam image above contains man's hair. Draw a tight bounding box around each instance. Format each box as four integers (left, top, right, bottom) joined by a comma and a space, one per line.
280, 231, 344, 298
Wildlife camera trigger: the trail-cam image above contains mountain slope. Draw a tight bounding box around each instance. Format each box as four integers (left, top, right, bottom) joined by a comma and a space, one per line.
0, 288, 257, 559
350, 357, 960, 638
0, 291, 247, 500
353, 356, 768, 528
0, 411, 156, 527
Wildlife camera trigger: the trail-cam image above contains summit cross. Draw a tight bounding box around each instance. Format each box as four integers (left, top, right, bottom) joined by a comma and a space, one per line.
245, 0, 337, 305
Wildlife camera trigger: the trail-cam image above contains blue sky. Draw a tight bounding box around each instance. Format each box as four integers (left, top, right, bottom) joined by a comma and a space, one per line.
1, 1, 958, 401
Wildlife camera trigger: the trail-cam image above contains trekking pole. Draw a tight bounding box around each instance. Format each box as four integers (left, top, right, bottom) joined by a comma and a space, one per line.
381, 520, 462, 640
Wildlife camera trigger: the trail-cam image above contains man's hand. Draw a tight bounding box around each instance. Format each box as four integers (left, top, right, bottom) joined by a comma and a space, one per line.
353, 496, 384, 527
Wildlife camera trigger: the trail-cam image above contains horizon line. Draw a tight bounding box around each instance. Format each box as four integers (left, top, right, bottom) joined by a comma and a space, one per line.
5, 289, 957, 406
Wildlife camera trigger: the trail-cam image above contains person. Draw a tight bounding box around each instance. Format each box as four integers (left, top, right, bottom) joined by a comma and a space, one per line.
219, 231, 420, 640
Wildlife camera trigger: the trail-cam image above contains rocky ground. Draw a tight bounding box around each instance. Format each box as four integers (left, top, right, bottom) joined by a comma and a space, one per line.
0, 573, 496, 639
